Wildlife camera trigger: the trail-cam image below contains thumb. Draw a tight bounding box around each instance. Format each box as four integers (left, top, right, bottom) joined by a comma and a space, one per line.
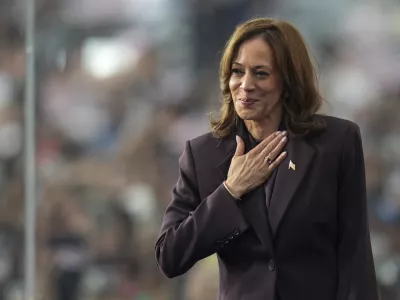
234, 135, 245, 157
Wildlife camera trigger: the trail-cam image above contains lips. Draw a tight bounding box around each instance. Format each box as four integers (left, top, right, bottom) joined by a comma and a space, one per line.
239, 98, 258, 106
239, 97, 257, 102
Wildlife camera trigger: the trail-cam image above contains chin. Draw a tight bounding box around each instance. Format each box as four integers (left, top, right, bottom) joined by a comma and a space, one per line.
237, 112, 262, 121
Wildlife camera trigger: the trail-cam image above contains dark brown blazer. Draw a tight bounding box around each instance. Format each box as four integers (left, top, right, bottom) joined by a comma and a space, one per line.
155, 115, 378, 300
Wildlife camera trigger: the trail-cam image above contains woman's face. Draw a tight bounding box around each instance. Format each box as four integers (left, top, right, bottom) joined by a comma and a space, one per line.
229, 37, 283, 122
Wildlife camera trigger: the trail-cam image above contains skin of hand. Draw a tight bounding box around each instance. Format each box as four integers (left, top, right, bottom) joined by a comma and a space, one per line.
225, 131, 287, 199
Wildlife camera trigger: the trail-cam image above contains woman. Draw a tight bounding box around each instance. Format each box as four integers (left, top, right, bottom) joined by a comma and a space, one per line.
155, 18, 378, 300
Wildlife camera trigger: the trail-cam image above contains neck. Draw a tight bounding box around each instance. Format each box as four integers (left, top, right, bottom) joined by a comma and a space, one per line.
244, 111, 283, 140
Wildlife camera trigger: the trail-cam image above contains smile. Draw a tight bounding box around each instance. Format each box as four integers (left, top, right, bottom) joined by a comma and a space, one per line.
239, 98, 258, 106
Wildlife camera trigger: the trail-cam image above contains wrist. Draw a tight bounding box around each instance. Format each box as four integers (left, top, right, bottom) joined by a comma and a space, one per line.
223, 180, 242, 200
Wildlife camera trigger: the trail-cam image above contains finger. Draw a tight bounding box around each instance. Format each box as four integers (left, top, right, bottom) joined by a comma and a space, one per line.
253, 131, 286, 157
261, 134, 288, 160
267, 151, 287, 171
233, 135, 245, 157
251, 131, 282, 155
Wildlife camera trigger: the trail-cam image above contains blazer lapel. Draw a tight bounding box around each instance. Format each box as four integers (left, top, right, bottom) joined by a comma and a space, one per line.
268, 135, 315, 237
216, 125, 274, 255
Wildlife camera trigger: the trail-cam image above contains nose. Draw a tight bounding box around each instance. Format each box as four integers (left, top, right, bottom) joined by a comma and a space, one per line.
240, 72, 255, 91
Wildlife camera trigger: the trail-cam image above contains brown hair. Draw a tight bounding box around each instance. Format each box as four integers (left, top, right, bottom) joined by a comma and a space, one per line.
210, 17, 326, 138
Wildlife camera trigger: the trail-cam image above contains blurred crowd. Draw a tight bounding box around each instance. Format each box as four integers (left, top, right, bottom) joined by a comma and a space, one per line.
0, 0, 399, 299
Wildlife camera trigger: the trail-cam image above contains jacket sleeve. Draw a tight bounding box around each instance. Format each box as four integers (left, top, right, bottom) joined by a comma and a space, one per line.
336, 122, 379, 300
155, 140, 249, 278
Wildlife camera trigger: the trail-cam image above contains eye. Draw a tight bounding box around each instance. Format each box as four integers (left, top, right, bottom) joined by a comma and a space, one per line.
255, 71, 269, 78
231, 68, 244, 75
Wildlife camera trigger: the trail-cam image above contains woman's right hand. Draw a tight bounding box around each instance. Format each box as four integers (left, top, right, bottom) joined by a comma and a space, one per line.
225, 131, 288, 199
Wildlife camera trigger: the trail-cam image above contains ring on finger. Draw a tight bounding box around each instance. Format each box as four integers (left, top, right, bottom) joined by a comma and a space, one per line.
265, 156, 273, 165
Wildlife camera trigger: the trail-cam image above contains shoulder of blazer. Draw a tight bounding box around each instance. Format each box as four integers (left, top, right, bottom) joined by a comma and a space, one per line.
189, 131, 235, 153
313, 114, 361, 141
189, 131, 219, 149
315, 114, 359, 128
186, 131, 236, 172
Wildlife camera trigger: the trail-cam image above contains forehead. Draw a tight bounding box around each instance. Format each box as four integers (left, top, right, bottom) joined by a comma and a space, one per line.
234, 37, 275, 67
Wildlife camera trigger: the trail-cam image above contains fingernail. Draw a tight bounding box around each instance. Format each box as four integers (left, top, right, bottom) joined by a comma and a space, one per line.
276, 131, 281, 136
236, 135, 239, 142
281, 131, 287, 136
281, 137, 287, 142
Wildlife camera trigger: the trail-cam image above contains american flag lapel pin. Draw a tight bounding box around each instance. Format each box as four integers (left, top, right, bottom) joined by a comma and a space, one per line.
289, 160, 296, 171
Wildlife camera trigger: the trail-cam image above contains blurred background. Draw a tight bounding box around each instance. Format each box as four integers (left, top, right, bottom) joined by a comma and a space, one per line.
0, 0, 399, 299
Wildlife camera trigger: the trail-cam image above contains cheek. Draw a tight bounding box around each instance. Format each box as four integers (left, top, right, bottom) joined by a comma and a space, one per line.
263, 93, 281, 108
264, 78, 283, 95
229, 77, 239, 96
260, 82, 282, 99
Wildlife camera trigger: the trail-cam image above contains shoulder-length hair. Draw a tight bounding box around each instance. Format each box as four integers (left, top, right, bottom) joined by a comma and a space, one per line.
210, 17, 326, 138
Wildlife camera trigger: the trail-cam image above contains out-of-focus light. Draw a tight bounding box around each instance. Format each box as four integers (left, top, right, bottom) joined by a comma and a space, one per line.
56, 50, 67, 71
0, 73, 14, 107
378, 260, 398, 286
82, 38, 141, 79
121, 183, 157, 222
0, 122, 22, 159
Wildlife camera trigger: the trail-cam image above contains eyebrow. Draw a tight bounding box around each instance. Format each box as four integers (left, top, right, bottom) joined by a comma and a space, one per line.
232, 62, 272, 71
